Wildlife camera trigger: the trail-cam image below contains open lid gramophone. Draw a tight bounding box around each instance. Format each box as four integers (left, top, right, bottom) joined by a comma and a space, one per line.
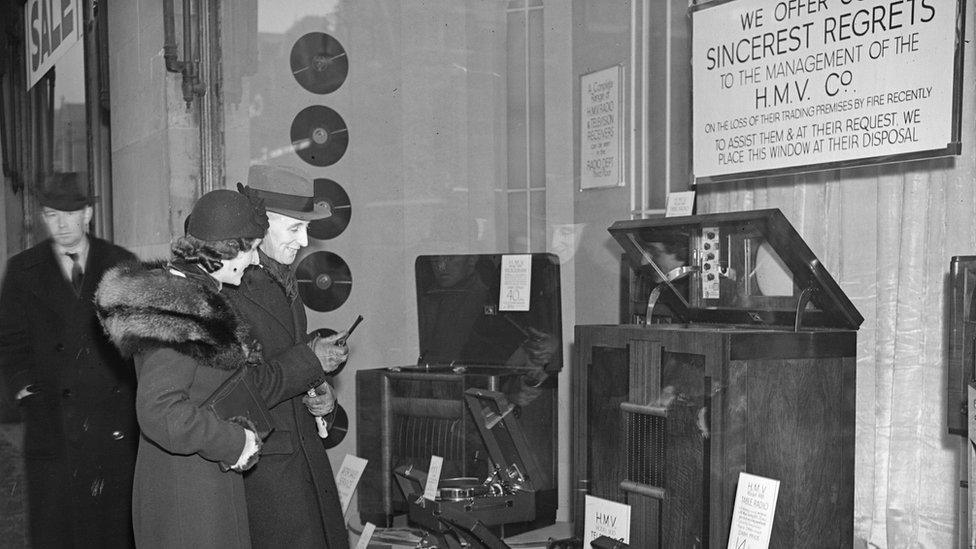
394, 388, 545, 544
609, 208, 863, 330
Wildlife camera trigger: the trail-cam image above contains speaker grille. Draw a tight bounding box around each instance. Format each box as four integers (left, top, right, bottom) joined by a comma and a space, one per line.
626, 410, 667, 488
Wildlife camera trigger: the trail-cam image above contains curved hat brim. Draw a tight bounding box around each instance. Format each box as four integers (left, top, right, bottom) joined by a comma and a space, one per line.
267, 203, 332, 221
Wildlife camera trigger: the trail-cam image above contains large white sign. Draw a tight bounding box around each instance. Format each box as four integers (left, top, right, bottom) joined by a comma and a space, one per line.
692, 0, 961, 182
24, 0, 83, 90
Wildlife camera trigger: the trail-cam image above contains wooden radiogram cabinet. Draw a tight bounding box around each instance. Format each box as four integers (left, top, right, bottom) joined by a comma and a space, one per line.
356, 253, 563, 531
573, 210, 862, 548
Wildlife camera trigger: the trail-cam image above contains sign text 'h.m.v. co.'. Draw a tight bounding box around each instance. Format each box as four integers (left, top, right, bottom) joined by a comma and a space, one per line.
692, 0, 962, 182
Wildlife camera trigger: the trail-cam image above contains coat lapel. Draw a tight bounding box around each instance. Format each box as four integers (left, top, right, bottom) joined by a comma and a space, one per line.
32, 241, 77, 311
240, 268, 297, 338
79, 237, 106, 299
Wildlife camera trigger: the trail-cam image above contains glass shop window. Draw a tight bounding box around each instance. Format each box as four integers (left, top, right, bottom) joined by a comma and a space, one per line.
506, 0, 546, 252
51, 41, 89, 177
217, 0, 546, 258
3, 0, 106, 248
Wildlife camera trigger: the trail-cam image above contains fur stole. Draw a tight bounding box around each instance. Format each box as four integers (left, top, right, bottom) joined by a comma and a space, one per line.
96, 261, 255, 371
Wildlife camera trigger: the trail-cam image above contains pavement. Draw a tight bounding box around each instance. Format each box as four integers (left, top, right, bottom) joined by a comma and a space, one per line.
0, 422, 27, 548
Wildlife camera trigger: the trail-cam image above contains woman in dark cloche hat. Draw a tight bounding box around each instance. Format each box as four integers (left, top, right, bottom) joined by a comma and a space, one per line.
95, 189, 269, 548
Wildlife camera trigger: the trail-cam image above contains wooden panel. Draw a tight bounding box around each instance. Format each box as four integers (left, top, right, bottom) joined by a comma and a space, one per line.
658, 330, 733, 548
356, 369, 391, 525
660, 349, 707, 547
729, 331, 856, 361
586, 345, 629, 503
948, 257, 976, 436
742, 356, 855, 548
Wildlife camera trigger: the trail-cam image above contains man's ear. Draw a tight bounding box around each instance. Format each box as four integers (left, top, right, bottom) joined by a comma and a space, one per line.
83, 206, 94, 227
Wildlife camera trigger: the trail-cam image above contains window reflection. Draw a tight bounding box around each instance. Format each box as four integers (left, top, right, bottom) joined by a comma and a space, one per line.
52, 40, 88, 177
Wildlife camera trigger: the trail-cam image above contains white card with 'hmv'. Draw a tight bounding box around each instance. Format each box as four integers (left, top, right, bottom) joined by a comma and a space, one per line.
423, 455, 444, 501
727, 472, 780, 549
583, 495, 630, 545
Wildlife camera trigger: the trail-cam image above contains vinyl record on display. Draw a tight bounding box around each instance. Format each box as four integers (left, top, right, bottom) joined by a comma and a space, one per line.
296, 251, 352, 312
290, 106, 349, 167
309, 178, 352, 240
322, 404, 348, 449
290, 32, 349, 94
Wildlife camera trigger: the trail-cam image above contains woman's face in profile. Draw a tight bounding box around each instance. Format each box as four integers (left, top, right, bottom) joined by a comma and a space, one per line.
213, 240, 262, 286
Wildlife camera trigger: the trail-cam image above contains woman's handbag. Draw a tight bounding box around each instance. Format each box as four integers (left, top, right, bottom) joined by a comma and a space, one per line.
201, 366, 275, 440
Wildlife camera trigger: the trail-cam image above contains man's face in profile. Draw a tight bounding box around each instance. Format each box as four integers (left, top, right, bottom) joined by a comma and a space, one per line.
261, 211, 310, 265
431, 255, 476, 288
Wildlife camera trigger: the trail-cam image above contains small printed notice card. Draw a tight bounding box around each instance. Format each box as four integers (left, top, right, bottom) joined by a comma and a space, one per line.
335, 454, 368, 515
727, 472, 780, 549
665, 191, 696, 217
423, 455, 444, 501
583, 495, 631, 545
499, 254, 532, 311
353, 522, 375, 549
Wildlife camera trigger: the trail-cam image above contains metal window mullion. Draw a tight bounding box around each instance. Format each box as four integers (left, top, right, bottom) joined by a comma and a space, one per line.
630, 0, 638, 219
642, 0, 651, 218
665, 0, 673, 200
524, 3, 532, 251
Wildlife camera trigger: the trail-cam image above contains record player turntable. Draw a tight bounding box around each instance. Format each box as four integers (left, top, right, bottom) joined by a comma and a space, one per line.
394, 388, 544, 546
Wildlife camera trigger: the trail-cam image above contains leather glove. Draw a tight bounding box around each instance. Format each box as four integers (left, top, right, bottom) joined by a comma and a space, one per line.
309, 332, 349, 374
303, 381, 337, 417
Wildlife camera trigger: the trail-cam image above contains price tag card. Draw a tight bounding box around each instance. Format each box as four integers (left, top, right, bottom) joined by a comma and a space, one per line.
727, 472, 780, 549
423, 455, 444, 501
335, 454, 368, 515
499, 254, 532, 311
665, 191, 696, 217
354, 522, 376, 549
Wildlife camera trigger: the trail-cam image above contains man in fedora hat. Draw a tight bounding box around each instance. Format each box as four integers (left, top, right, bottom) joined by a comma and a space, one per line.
0, 172, 139, 547
225, 163, 349, 548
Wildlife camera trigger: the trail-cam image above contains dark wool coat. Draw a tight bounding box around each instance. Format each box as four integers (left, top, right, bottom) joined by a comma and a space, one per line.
97, 262, 259, 549
0, 236, 138, 548
224, 262, 350, 549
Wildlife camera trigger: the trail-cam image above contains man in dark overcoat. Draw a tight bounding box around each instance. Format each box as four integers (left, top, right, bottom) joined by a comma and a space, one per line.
225, 164, 350, 549
0, 173, 139, 547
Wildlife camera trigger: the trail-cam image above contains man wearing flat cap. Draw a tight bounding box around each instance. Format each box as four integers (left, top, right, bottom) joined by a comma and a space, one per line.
225, 163, 350, 548
0, 173, 139, 547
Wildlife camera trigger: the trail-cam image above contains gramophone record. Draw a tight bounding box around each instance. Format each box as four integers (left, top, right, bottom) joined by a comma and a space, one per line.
309, 178, 351, 240
290, 106, 349, 167
290, 32, 349, 94
322, 404, 348, 449
437, 477, 489, 501
296, 251, 352, 312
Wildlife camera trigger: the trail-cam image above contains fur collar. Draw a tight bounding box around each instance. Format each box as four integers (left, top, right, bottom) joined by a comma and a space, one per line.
96, 261, 253, 370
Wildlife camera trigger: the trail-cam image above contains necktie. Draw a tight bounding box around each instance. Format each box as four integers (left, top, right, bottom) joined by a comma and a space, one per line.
66, 252, 84, 294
